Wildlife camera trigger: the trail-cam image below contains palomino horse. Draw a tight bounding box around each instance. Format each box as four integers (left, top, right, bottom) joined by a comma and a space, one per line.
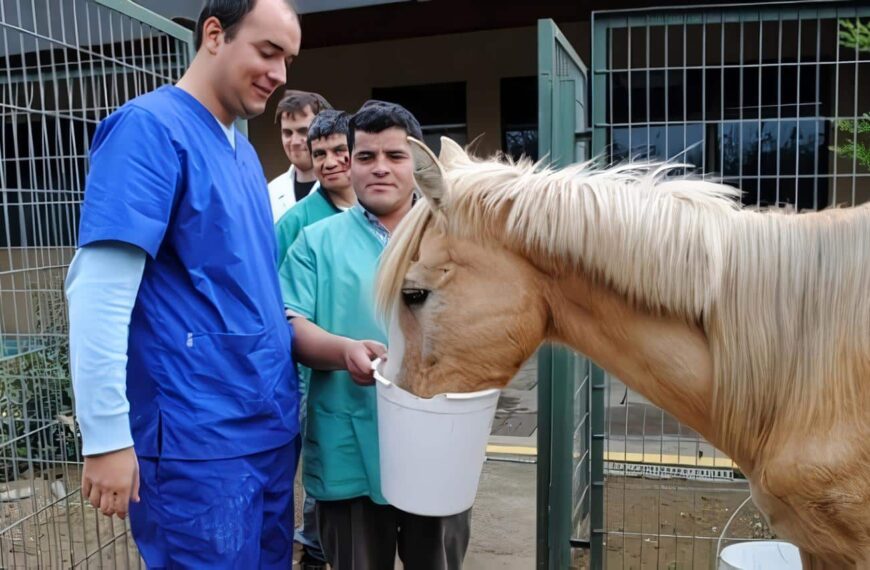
375, 137, 870, 568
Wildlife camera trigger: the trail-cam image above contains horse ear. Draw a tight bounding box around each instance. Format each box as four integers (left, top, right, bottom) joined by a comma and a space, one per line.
438, 136, 471, 168
408, 136, 447, 210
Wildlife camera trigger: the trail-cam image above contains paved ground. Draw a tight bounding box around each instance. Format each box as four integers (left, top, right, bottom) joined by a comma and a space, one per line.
490, 355, 538, 438
464, 460, 537, 569
466, 356, 540, 568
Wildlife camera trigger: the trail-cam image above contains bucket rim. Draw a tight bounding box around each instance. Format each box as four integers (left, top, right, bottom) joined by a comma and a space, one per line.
371, 358, 502, 401
719, 540, 802, 567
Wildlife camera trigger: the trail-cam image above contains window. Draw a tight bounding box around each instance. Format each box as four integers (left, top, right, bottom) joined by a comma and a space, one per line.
371, 82, 467, 155
501, 76, 538, 161
600, 16, 865, 210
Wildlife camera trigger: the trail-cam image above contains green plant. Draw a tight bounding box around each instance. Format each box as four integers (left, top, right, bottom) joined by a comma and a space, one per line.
838, 18, 870, 51
0, 276, 76, 482
831, 20, 870, 170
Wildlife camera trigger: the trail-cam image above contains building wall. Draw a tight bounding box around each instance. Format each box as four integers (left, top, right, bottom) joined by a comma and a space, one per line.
250, 22, 589, 180
0, 248, 73, 337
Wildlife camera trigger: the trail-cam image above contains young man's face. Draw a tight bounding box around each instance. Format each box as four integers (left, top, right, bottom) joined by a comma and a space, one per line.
281, 107, 315, 171
350, 127, 416, 216
212, 0, 300, 120
310, 133, 351, 191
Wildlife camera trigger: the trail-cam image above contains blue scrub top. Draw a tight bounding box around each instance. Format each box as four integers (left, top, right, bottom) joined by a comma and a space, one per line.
78, 86, 299, 460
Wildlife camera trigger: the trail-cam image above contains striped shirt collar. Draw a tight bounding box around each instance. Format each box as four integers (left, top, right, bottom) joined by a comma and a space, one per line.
355, 194, 419, 247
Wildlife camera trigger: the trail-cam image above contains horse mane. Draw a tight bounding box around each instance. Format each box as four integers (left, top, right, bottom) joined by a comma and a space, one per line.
377, 153, 870, 457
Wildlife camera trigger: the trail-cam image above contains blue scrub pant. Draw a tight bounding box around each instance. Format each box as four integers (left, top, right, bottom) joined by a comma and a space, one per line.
130, 438, 299, 569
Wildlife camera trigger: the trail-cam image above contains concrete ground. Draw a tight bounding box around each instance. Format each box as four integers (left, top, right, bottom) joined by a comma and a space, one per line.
463, 459, 537, 569
463, 354, 540, 568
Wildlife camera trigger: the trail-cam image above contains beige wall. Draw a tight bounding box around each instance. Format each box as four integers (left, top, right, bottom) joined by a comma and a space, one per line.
249, 22, 589, 181
0, 248, 73, 337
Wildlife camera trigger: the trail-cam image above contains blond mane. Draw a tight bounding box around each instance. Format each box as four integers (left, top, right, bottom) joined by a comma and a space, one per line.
377, 154, 870, 456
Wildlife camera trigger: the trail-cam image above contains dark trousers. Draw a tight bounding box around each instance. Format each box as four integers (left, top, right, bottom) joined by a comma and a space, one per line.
316, 496, 471, 570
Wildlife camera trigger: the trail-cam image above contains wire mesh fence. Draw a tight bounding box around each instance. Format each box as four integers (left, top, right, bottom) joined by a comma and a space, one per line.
590, 2, 869, 568
1, 1, 191, 566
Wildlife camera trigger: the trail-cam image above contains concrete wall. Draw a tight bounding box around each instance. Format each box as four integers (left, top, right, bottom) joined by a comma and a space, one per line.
249, 22, 589, 180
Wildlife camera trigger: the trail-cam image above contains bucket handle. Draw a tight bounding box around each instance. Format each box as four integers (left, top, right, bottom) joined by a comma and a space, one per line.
716, 495, 753, 560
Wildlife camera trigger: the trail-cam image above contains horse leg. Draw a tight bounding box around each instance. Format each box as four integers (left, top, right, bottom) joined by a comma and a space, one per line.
800, 549, 857, 569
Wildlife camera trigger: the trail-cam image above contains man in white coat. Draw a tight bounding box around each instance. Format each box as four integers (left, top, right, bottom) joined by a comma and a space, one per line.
268, 90, 331, 221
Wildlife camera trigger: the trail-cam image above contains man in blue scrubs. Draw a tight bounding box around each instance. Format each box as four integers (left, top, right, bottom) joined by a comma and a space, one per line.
64, 1, 350, 567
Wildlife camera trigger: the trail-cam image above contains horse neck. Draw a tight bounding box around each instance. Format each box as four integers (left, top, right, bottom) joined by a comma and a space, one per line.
541, 270, 721, 452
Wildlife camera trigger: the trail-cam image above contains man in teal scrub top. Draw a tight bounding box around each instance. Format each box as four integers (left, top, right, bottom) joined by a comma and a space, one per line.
286, 101, 471, 569
275, 109, 356, 275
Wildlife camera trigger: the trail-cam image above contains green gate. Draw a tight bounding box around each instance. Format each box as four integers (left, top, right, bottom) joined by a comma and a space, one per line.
535, 19, 605, 570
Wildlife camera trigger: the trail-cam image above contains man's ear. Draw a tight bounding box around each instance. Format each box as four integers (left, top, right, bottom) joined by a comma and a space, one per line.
200, 16, 225, 54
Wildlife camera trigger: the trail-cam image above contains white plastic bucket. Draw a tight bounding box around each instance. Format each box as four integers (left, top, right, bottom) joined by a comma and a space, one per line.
373, 359, 501, 516
718, 541, 802, 570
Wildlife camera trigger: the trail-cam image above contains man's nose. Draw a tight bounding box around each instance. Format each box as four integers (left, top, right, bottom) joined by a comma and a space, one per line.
372, 155, 390, 176
267, 62, 286, 89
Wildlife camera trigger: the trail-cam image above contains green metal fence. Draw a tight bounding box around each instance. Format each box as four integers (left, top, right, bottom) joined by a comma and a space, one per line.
587, 2, 869, 568
536, 19, 603, 570
1, 1, 192, 566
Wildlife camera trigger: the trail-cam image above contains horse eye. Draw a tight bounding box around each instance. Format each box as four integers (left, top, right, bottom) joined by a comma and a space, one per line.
401, 288, 430, 306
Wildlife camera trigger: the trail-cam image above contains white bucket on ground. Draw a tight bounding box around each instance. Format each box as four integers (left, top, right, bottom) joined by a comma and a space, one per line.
373, 359, 501, 516
718, 541, 802, 570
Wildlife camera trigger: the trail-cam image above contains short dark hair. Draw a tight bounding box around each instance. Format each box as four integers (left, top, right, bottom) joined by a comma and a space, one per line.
307, 110, 350, 151
274, 90, 332, 123
348, 100, 423, 154
194, 0, 297, 50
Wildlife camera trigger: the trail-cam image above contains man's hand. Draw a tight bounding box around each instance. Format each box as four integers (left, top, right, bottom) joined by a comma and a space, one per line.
81, 446, 140, 519
291, 317, 387, 382
343, 339, 387, 385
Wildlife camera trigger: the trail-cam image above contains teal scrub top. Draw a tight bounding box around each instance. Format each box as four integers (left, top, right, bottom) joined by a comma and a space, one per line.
275, 186, 342, 269
278, 188, 344, 393
276, 187, 343, 299
283, 206, 388, 503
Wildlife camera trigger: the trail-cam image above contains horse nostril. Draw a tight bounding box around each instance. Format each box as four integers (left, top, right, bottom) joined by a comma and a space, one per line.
401, 288, 429, 306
